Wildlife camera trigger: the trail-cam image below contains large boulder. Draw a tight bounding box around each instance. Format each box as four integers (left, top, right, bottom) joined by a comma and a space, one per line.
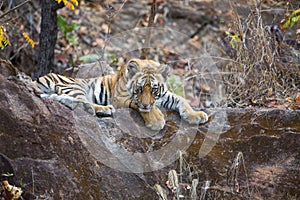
0, 73, 299, 199
0, 74, 156, 199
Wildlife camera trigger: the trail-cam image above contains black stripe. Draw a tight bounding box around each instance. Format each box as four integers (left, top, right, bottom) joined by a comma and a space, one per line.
104, 89, 108, 105
92, 93, 97, 103
175, 99, 180, 108
44, 76, 52, 87
55, 74, 64, 83
99, 82, 104, 104
170, 96, 175, 109
106, 78, 111, 103
126, 98, 134, 108
49, 74, 58, 83
61, 87, 74, 94
72, 92, 85, 98
37, 77, 49, 90
81, 79, 88, 85
161, 86, 167, 97
163, 95, 170, 108
129, 99, 133, 108
56, 74, 72, 84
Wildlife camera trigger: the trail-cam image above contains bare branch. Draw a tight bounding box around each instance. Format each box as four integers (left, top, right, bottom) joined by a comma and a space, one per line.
140, 0, 157, 59
0, 0, 32, 19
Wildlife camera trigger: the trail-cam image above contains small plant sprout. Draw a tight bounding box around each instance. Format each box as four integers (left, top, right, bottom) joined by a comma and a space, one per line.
227, 152, 250, 195
190, 178, 199, 200
199, 180, 211, 200
154, 183, 168, 200
167, 169, 179, 193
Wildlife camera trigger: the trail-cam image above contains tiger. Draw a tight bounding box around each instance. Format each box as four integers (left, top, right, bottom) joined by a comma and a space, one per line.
17, 58, 208, 130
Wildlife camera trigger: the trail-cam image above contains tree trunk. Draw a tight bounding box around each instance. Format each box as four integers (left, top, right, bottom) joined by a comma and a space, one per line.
33, 0, 62, 79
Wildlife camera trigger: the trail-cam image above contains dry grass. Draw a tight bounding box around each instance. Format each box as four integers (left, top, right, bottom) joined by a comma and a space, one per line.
155, 152, 252, 200
222, 1, 299, 107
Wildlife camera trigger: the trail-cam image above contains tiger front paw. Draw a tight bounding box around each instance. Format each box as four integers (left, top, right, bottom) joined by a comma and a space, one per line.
94, 104, 115, 117
187, 110, 208, 125
141, 106, 165, 131
145, 116, 165, 131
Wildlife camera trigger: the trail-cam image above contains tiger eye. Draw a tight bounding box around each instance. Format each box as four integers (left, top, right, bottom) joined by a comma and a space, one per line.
138, 87, 143, 93
152, 88, 158, 93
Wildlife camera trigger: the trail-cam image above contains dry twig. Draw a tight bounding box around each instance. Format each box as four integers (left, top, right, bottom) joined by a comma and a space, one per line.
140, 0, 157, 59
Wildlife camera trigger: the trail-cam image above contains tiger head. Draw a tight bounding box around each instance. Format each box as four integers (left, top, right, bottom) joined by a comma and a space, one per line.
125, 59, 169, 112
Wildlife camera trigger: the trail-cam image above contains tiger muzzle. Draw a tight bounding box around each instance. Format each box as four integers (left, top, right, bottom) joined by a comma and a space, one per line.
139, 94, 154, 112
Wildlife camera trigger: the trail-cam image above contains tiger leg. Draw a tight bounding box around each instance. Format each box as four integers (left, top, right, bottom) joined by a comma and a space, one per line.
48, 94, 95, 115
159, 91, 208, 124
48, 94, 115, 116
93, 104, 115, 117
139, 106, 165, 130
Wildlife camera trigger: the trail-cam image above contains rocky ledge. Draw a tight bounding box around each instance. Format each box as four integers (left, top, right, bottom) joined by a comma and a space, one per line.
0, 74, 299, 199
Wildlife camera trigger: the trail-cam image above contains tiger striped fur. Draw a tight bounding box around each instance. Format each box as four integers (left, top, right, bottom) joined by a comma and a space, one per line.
17, 59, 208, 130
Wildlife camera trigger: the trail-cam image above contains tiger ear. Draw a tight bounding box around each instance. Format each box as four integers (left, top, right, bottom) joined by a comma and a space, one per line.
159, 64, 169, 79
126, 60, 140, 78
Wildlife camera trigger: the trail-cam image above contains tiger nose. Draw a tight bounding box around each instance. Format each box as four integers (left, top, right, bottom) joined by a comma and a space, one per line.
142, 103, 149, 108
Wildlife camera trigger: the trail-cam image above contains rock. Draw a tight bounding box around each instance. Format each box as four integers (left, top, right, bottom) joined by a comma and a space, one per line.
189, 108, 300, 199
0, 74, 156, 199
0, 73, 299, 199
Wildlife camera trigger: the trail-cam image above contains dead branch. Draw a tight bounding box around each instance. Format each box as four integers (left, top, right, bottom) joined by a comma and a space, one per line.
140, 0, 157, 59
0, 0, 32, 19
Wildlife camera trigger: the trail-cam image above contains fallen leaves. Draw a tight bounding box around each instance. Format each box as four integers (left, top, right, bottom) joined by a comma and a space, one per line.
250, 93, 300, 109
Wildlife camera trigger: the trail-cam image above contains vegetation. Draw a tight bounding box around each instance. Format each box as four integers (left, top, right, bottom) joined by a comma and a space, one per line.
1, 0, 298, 108
222, 1, 299, 108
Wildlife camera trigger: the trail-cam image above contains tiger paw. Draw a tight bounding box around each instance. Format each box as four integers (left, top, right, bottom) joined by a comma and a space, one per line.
141, 106, 165, 131
187, 110, 208, 125
145, 117, 166, 131
94, 104, 115, 117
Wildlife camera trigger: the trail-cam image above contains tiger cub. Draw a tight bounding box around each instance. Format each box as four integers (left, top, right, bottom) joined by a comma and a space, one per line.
17, 59, 208, 130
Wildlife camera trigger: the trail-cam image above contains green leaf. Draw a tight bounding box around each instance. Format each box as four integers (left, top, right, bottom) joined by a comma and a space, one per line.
290, 16, 300, 27
57, 14, 67, 33
292, 8, 300, 15
283, 19, 291, 28
57, 15, 79, 35
67, 36, 78, 44
65, 24, 79, 34
78, 54, 101, 63
166, 74, 184, 97
284, 8, 300, 28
